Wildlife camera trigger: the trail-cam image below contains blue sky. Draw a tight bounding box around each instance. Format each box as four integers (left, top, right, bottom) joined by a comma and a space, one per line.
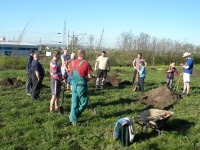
1, 0, 199, 48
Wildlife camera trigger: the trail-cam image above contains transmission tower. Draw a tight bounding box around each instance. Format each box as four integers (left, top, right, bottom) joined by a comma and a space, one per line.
63, 19, 66, 47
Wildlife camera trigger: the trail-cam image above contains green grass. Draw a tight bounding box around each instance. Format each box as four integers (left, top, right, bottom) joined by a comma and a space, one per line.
0, 65, 200, 150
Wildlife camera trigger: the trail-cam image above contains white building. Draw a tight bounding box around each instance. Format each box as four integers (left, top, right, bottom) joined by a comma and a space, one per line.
0, 41, 38, 56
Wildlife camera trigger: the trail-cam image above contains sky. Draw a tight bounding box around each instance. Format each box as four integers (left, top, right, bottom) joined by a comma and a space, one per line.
0, 0, 200, 48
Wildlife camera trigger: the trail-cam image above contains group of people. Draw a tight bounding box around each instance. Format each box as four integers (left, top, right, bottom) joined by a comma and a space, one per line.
26, 49, 194, 125
132, 52, 194, 97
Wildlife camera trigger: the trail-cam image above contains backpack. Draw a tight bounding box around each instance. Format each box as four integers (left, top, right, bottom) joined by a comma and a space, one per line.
113, 117, 135, 147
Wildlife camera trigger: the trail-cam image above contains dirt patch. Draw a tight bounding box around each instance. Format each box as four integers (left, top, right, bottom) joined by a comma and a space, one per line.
112, 69, 129, 74
88, 74, 121, 87
138, 86, 181, 109
0, 78, 25, 88
192, 70, 200, 77
149, 67, 157, 70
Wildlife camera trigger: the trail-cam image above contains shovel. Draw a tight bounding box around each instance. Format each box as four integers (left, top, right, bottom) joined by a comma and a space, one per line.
132, 71, 139, 92
59, 82, 65, 114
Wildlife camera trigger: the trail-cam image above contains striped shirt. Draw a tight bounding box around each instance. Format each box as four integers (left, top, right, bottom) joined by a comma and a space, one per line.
50, 59, 62, 79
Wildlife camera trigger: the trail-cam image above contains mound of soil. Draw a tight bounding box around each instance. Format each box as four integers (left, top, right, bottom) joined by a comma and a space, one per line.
88, 74, 121, 87
0, 78, 25, 88
138, 86, 181, 109
113, 69, 129, 74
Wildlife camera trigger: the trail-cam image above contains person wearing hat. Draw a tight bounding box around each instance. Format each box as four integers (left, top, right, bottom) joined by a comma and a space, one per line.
181, 52, 194, 96
166, 62, 179, 90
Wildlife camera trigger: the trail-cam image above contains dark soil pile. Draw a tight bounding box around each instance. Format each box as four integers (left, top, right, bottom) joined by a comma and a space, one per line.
88, 69, 132, 87
0, 78, 25, 88
113, 69, 129, 74
138, 86, 181, 109
88, 74, 121, 87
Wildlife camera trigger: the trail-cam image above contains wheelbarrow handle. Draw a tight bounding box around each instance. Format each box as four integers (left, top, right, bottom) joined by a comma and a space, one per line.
148, 115, 164, 126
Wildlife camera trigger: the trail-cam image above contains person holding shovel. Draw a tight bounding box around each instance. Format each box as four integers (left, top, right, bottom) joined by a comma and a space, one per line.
166, 62, 179, 90
95, 51, 110, 88
181, 52, 194, 96
69, 49, 93, 125
50, 51, 62, 113
132, 53, 147, 85
135, 61, 146, 92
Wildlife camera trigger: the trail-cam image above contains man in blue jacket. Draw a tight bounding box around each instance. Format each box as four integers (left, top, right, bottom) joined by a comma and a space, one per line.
181, 52, 194, 96
26, 49, 35, 96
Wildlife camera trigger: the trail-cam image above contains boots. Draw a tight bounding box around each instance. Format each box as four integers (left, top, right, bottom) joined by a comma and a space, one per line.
101, 80, 105, 89
96, 80, 99, 88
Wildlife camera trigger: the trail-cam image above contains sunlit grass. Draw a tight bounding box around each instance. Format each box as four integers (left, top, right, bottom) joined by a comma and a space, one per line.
0, 65, 200, 149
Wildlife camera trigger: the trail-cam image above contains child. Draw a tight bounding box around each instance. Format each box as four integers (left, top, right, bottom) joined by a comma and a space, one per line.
136, 61, 146, 92
166, 62, 179, 90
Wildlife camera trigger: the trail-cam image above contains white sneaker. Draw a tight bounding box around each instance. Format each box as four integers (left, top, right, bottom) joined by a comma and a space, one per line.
26, 93, 31, 96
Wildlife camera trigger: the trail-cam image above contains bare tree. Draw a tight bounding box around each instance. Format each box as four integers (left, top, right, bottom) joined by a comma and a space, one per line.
117, 31, 134, 51
137, 32, 150, 51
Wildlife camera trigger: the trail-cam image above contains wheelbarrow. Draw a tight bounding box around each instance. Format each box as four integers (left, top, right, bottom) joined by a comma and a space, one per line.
133, 109, 175, 136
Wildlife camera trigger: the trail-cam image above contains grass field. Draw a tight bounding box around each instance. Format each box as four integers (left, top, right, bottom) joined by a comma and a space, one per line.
0, 65, 200, 150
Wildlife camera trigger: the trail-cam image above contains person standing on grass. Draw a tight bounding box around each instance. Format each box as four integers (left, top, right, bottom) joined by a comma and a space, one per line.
181, 52, 194, 96
31, 53, 45, 100
67, 52, 76, 93
50, 51, 62, 113
135, 61, 146, 92
61, 48, 71, 91
94, 51, 110, 88
26, 49, 35, 96
132, 53, 147, 85
166, 62, 179, 90
69, 49, 92, 125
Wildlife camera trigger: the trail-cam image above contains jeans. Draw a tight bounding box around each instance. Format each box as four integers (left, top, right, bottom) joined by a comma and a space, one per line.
138, 77, 145, 92
26, 73, 32, 94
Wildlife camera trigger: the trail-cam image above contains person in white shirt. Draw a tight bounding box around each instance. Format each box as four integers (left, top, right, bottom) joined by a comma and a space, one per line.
95, 51, 110, 88
60, 48, 70, 90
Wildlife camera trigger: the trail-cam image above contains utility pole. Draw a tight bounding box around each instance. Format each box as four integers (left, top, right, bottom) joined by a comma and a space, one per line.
68, 30, 70, 49
63, 19, 66, 47
39, 37, 42, 51
72, 31, 74, 52
98, 28, 104, 50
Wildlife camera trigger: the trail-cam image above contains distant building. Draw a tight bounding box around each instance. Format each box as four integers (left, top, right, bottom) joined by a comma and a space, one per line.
0, 41, 38, 56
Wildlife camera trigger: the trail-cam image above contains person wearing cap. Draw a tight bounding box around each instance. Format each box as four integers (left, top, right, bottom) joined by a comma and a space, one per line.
181, 52, 194, 96
132, 53, 147, 85
61, 48, 71, 90
166, 62, 179, 90
26, 49, 35, 96
95, 51, 110, 88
